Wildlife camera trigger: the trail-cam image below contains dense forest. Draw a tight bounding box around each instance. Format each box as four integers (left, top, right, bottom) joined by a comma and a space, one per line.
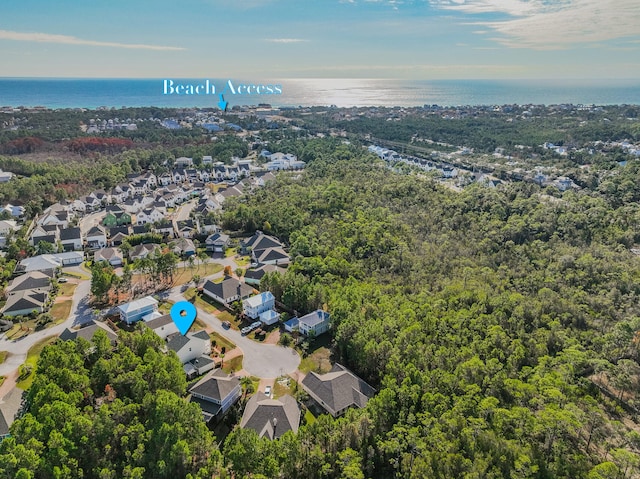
3, 139, 640, 477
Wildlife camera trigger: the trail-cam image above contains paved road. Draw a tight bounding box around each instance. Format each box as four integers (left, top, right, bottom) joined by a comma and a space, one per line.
174, 199, 196, 222
1, 256, 296, 382
78, 210, 107, 234
166, 289, 300, 378
0, 268, 93, 377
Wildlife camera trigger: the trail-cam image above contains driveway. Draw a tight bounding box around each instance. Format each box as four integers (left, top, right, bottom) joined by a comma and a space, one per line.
166, 289, 300, 378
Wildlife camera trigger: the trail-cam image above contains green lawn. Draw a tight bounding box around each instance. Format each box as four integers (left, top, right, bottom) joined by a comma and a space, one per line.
304, 409, 316, 425
235, 256, 251, 267
58, 282, 78, 297
298, 346, 332, 374
158, 300, 175, 314
221, 355, 243, 374
273, 377, 294, 399
50, 300, 73, 323
0, 351, 8, 365
16, 336, 58, 390
5, 320, 38, 340
210, 332, 236, 352
65, 269, 90, 280
172, 262, 223, 286
217, 311, 235, 322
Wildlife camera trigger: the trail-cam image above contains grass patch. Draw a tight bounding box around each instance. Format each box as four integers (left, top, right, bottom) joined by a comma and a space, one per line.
50, 300, 73, 322
193, 317, 207, 331
172, 262, 223, 285
235, 256, 251, 267
58, 282, 78, 297
298, 346, 332, 374
304, 409, 316, 425
273, 377, 294, 399
6, 320, 38, 339
210, 332, 236, 352
217, 311, 235, 323
158, 300, 175, 314
131, 262, 223, 289
16, 336, 58, 390
190, 291, 220, 316
224, 247, 236, 258
0, 351, 8, 365
65, 269, 90, 280
221, 355, 243, 374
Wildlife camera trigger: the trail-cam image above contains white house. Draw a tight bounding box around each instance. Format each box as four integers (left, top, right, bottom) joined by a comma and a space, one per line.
298, 310, 330, 337
259, 309, 280, 326
85, 225, 107, 249
189, 369, 241, 422
93, 247, 123, 266
0, 220, 18, 236
202, 278, 255, 305
205, 233, 229, 252
144, 313, 179, 340
59, 227, 83, 252
243, 291, 275, 319
175, 157, 194, 168
167, 330, 211, 364
116, 296, 159, 324
136, 208, 164, 225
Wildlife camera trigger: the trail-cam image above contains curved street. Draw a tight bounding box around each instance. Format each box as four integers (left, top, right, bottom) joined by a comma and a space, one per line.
1, 260, 300, 399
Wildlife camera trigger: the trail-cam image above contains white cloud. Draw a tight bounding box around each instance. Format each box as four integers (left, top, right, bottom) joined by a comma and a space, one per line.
265, 38, 309, 43
0, 30, 185, 51
430, 0, 640, 49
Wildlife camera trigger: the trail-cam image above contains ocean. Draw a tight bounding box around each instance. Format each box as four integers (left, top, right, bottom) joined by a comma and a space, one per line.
0, 78, 639, 109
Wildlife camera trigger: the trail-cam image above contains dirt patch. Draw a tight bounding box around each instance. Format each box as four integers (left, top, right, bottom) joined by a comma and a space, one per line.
265, 328, 281, 345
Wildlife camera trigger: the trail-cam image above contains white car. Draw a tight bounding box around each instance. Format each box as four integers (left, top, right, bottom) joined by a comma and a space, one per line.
264, 385, 272, 397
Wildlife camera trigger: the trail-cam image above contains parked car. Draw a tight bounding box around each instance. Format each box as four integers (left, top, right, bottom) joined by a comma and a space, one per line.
241, 326, 252, 335
58, 277, 68, 283
222, 321, 231, 329
264, 385, 272, 397
250, 321, 262, 330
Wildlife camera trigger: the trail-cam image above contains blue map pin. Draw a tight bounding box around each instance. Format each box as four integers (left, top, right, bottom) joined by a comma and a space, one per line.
170, 301, 197, 335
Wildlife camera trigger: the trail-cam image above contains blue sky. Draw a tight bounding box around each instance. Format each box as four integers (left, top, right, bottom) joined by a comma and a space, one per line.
0, 0, 638, 79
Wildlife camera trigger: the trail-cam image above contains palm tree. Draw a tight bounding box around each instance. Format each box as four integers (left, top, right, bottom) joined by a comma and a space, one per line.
197, 250, 208, 273
240, 376, 254, 404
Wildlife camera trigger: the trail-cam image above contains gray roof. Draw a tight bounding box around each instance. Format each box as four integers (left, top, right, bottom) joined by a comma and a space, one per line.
145, 313, 173, 329
59, 227, 82, 241
202, 278, 254, 302
2, 290, 47, 314
59, 320, 117, 343
244, 264, 285, 281
206, 233, 229, 245
94, 247, 123, 262
167, 334, 190, 353
190, 397, 221, 422
243, 232, 282, 251
7, 271, 51, 293
86, 225, 105, 237
256, 247, 289, 264
192, 330, 210, 341
301, 363, 375, 417
240, 394, 300, 440
299, 310, 330, 328
189, 369, 240, 403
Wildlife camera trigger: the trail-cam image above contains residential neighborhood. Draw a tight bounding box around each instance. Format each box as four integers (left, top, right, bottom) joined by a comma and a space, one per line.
0, 149, 353, 453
